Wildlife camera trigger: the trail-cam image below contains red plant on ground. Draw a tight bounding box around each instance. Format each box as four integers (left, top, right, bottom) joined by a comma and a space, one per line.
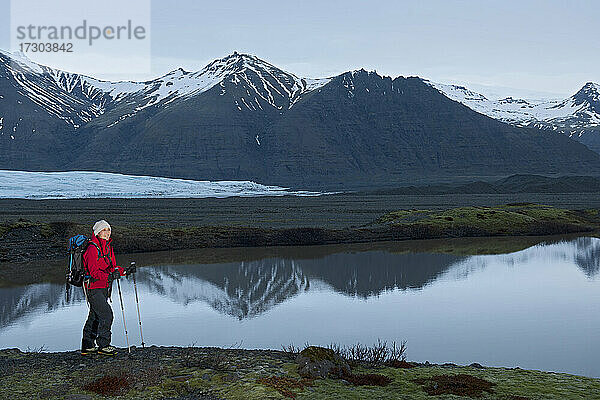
82, 374, 131, 396
344, 372, 392, 386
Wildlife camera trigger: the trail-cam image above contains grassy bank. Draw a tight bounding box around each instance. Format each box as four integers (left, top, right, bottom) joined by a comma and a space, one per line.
373, 203, 600, 236
0, 346, 598, 400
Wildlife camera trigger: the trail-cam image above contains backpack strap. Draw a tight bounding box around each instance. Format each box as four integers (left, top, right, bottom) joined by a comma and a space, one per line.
88, 241, 101, 260
82, 240, 100, 281
92, 240, 114, 272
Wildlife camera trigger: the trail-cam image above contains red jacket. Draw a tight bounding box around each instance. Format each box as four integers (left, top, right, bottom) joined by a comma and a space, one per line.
83, 234, 124, 290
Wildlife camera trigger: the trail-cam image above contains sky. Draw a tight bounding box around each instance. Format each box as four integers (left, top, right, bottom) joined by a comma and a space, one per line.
1, 0, 598, 97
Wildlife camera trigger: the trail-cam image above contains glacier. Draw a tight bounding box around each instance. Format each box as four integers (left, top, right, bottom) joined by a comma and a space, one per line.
0, 170, 324, 199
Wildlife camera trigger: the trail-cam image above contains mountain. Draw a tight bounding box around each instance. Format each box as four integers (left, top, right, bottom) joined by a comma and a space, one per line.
1, 50, 600, 190
427, 80, 600, 154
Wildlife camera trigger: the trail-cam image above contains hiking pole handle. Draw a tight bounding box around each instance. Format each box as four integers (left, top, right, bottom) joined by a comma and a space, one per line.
126, 261, 137, 277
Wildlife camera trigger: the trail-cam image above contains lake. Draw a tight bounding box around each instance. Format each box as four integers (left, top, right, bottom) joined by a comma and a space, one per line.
0, 236, 598, 378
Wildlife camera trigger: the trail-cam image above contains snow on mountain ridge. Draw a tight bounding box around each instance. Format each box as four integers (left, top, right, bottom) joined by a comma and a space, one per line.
573, 82, 600, 108
425, 79, 600, 131
48, 68, 145, 103
0, 50, 106, 127
0, 50, 333, 128
102, 52, 332, 123
198, 52, 331, 110
2, 49, 597, 135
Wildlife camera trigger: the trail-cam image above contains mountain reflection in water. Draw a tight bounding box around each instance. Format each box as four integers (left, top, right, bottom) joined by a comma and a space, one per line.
138, 251, 459, 319
1, 236, 598, 328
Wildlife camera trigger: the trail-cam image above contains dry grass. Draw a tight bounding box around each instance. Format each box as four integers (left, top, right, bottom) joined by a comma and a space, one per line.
283, 339, 407, 367
328, 339, 407, 367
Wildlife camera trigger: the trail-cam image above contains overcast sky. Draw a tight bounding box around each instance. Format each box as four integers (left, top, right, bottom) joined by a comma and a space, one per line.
1, 0, 598, 97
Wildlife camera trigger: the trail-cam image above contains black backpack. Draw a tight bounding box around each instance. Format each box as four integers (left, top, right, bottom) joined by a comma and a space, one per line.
65, 235, 112, 301
66, 235, 94, 287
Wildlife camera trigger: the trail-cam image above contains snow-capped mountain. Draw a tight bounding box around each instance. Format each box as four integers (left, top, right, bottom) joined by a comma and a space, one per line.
2, 50, 600, 189
426, 80, 600, 152
1, 50, 331, 130
0, 50, 109, 128
4, 49, 598, 137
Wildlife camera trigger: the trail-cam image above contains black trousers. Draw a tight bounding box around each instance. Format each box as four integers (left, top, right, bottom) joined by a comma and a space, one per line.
81, 287, 113, 349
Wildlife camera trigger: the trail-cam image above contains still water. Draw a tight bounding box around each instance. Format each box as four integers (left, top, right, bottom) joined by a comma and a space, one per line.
0, 236, 598, 377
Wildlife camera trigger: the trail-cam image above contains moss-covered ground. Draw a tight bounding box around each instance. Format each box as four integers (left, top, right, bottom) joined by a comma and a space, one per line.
374, 203, 600, 237
0, 347, 598, 400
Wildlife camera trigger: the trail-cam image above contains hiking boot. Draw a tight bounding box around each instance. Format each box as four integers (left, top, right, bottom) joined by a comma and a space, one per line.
80, 346, 98, 355
97, 346, 117, 356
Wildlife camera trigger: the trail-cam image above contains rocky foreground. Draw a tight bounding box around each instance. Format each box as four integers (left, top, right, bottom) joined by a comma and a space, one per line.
0, 346, 598, 400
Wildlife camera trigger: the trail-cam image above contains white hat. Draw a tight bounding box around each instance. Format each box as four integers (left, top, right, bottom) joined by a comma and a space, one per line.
93, 220, 111, 236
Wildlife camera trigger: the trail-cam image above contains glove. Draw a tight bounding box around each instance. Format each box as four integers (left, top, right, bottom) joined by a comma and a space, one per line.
125, 262, 137, 275
109, 270, 120, 281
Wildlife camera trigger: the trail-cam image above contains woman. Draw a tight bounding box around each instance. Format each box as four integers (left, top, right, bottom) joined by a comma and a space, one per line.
81, 220, 135, 356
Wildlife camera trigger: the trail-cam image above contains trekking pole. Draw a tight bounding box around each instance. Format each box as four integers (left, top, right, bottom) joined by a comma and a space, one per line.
116, 277, 131, 354
130, 262, 145, 348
